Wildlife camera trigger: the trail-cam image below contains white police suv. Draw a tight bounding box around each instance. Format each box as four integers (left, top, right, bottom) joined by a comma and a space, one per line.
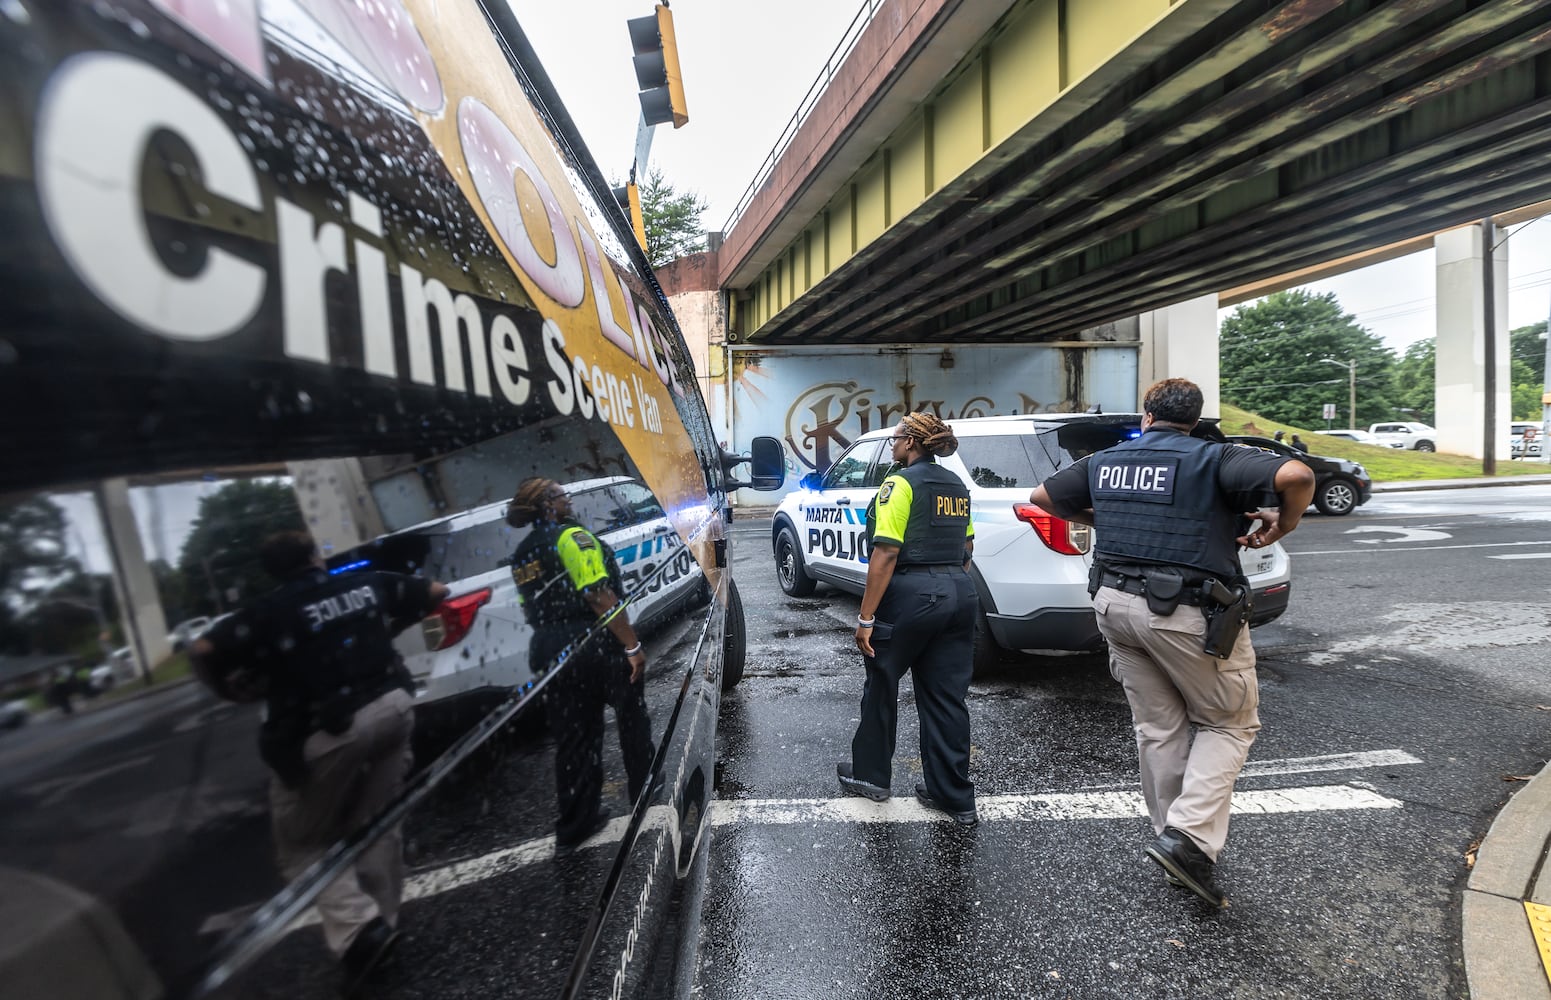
772, 413, 1292, 671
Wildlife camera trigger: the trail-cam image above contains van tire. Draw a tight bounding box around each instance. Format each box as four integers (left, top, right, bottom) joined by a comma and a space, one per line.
774, 524, 816, 596
972, 610, 1003, 676
722, 578, 747, 692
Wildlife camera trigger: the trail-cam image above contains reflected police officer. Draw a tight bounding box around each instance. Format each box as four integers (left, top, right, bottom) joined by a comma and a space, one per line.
1028, 379, 1314, 906
192, 530, 447, 993
506, 477, 654, 856
836, 412, 979, 826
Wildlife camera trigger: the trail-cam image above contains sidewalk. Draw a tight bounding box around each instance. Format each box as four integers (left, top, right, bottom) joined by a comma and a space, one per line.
1464, 766, 1551, 999
1372, 472, 1551, 492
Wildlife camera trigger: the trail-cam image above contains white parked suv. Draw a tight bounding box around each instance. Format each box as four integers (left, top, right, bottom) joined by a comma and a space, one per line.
771, 413, 1293, 671
328, 476, 707, 744
1369, 421, 1437, 451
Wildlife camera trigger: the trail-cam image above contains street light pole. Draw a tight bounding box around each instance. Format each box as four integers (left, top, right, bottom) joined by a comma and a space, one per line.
1318, 357, 1357, 429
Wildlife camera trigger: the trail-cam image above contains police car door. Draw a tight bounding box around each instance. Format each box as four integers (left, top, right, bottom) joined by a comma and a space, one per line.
606, 479, 698, 624
802, 439, 884, 584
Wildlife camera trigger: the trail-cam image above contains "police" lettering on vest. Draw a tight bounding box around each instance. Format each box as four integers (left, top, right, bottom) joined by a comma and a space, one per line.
1095, 462, 1176, 495
934, 495, 969, 518
302, 585, 379, 629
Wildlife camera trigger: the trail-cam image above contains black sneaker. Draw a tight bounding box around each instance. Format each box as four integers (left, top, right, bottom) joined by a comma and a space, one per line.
1145, 827, 1227, 907
836, 762, 890, 802
913, 782, 978, 827
339, 916, 399, 997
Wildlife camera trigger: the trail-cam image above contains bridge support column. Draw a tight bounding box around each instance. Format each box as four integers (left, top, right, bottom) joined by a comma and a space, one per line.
93, 478, 169, 682
1136, 293, 1220, 414
288, 459, 388, 557
1435, 223, 1510, 459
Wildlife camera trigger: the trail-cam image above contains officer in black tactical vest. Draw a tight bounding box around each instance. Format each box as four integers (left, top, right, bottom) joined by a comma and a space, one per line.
1028, 379, 1314, 906
836, 411, 980, 826
191, 530, 447, 995
505, 477, 654, 856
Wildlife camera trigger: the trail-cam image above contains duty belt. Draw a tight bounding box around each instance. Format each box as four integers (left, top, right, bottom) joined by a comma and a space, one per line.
1099, 569, 1207, 606
894, 564, 966, 575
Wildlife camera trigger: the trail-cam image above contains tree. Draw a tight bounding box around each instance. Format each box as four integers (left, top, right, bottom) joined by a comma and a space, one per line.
1219, 290, 1400, 427
177, 480, 305, 617
1392, 338, 1436, 425
1511, 321, 1546, 386
0, 496, 84, 654
638, 166, 708, 268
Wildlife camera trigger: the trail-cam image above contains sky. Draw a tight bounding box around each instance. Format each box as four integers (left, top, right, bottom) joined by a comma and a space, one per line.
513, 0, 1551, 357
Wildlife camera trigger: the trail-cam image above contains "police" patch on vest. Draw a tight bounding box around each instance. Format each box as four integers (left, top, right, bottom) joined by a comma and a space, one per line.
1093, 460, 1178, 499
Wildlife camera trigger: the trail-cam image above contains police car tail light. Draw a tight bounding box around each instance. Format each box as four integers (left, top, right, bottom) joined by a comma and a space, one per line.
426, 588, 492, 650
1012, 504, 1091, 556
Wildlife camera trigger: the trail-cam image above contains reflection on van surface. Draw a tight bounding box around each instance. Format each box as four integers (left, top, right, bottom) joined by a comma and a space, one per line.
329, 475, 709, 758
0, 2, 781, 998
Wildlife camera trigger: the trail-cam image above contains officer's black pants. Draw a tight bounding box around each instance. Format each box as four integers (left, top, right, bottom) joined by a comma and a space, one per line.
851, 566, 977, 812
534, 629, 655, 847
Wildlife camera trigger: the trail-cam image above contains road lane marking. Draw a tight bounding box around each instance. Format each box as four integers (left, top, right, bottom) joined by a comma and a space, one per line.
1489, 552, 1551, 560
199, 753, 1418, 936
1344, 526, 1452, 544
709, 784, 1401, 828
1080, 749, 1422, 789
1293, 539, 1551, 556
200, 807, 679, 936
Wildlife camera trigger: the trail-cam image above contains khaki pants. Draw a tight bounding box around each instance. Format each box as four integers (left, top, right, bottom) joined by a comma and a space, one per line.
270, 688, 413, 955
1094, 587, 1260, 861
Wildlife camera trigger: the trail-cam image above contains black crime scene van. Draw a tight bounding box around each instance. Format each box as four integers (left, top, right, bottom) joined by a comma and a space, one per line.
0, 1, 782, 998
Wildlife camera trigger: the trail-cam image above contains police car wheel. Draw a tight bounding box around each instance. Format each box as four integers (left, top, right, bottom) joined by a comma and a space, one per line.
774, 525, 817, 597
1315, 477, 1357, 516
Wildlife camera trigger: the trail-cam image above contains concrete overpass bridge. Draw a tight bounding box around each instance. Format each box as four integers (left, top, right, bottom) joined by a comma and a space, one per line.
669, 0, 1551, 470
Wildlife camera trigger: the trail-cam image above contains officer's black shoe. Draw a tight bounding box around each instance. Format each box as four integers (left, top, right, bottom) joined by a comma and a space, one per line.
1145, 827, 1227, 908
554, 812, 611, 859
836, 762, 890, 802
913, 782, 978, 827
339, 917, 399, 997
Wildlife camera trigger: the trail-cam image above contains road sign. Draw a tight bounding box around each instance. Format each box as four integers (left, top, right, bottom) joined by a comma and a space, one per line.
1322, 403, 1337, 419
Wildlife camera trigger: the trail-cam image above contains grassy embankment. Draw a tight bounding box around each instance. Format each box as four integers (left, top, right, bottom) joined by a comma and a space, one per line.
1219, 404, 1550, 482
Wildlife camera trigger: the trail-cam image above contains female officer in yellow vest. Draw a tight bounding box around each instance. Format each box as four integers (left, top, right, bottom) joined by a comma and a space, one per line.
836, 412, 980, 826
507, 477, 654, 855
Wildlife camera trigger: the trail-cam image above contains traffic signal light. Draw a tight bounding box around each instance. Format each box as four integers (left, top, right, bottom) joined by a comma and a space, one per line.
627, 4, 688, 129
612, 179, 648, 253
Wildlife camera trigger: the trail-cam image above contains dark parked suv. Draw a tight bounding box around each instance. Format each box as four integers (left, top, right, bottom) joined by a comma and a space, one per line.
1227, 436, 1373, 516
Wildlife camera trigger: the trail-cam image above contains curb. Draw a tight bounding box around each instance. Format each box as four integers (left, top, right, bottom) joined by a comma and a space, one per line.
1463, 763, 1551, 1000
1373, 474, 1551, 493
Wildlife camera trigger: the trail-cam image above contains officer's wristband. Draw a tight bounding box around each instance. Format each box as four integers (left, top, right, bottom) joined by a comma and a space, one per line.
856, 616, 875, 628
624, 642, 643, 657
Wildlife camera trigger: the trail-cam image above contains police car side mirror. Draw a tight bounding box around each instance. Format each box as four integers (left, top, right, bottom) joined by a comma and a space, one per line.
724, 435, 785, 491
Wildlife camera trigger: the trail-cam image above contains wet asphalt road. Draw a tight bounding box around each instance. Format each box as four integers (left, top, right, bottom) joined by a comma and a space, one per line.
698, 486, 1551, 1000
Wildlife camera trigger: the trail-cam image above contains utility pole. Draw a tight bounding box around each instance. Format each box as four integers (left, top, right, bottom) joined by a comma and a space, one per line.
1345, 359, 1356, 430
1482, 217, 1497, 476
1542, 294, 1551, 464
